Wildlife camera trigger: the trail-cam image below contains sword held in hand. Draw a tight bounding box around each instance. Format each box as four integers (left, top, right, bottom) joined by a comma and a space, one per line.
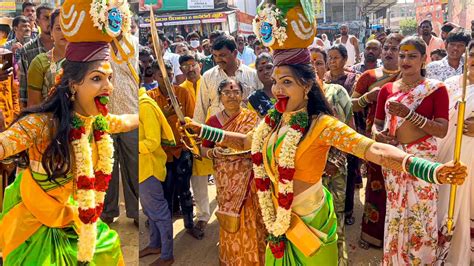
148, 10, 201, 160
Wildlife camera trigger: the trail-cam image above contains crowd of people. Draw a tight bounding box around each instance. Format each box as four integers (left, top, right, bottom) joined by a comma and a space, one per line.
138, 2, 473, 264
0, 0, 473, 265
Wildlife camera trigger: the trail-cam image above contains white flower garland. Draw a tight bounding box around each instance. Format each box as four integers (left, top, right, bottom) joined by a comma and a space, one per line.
72, 116, 114, 262
251, 119, 303, 236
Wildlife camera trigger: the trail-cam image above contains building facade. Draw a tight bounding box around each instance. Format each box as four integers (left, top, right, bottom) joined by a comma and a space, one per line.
386, 2, 416, 32
415, 0, 446, 35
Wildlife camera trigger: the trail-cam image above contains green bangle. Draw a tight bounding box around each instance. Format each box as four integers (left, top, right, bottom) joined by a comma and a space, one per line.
201, 125, 210, 140
216, 128, 224, 143
209, 127, 216, 142
408, 157, 440, 184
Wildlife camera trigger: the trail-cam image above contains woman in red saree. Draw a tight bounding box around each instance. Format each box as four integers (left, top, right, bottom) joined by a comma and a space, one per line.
373, 36, 450, 264
201, 78, 267, 265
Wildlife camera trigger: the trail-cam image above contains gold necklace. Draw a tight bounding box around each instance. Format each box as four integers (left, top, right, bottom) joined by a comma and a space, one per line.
398, 78, 424, 92
383, 67, 399, 74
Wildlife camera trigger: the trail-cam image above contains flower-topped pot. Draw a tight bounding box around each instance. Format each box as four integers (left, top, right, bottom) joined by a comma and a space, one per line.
253, 2, 317, 50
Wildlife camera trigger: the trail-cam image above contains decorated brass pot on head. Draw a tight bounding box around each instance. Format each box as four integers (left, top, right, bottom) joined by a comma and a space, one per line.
253, 0, 317, 50
60, 0, 138, 81
60, 0, 131, 43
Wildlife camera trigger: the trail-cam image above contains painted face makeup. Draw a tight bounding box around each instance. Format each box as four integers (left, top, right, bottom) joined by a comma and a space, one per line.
271, 66, 307, 113
74, 61, 114, 117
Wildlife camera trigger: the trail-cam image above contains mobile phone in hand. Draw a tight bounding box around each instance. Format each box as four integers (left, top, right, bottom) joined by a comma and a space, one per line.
0, 51, 13, 71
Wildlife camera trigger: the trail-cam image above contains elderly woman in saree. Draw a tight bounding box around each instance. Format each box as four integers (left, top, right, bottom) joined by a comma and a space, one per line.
201, 78, 267, 265
373, 36, 450, 264
437, 40, 474, 265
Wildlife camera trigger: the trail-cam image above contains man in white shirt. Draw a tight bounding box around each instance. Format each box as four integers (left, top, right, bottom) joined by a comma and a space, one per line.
236, 34, 256, 66
192, 34, 260, 234
426, 28, 471, 81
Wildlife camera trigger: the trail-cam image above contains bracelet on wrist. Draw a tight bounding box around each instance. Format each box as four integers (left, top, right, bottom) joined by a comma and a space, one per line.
206, 149, 214, 159
401, 154, 414, 173
408, 157, 442, 184
200, 125, 225, 143
358, 95, 369, 108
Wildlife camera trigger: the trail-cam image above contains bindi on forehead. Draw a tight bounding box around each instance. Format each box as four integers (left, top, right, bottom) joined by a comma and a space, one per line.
400, 44, 417, 52
98, 62, 113, 74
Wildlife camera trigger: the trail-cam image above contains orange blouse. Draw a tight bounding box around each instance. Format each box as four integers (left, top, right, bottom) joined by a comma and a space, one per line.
264, 115, 374, 184
0, 113, 129, 175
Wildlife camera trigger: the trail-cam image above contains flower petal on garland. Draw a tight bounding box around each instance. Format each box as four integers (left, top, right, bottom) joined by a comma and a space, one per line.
255, 177, 271, 191
252, 152, 264, 166
277, 192, 294, 210
278, 166, 295, 183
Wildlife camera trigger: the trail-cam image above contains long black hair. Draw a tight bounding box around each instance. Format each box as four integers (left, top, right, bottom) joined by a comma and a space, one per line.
14, 60, 100, 183
283, 64, 333, 118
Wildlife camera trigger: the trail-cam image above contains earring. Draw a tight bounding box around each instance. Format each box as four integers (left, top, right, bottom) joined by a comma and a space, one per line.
70, 88, 76, 102
304, 92, 309, 100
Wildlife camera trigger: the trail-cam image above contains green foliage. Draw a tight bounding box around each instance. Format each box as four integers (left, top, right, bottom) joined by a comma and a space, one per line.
399, 18, 418, 36
71, 115, 85, 129
93, 115, 110, 132
289, 112, 309, 128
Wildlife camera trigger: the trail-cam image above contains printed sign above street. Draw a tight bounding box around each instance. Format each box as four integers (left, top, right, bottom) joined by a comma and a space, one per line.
139, 12, 228, 27
188, 0, 214, 10
0, 2, 16, 13
140, 0, 215, 12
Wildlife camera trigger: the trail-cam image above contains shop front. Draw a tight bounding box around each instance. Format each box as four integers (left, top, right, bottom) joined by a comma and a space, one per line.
139, 10, 235, 43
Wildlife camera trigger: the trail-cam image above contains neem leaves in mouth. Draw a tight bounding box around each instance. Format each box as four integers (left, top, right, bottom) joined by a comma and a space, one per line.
98, 96, 109, 105
94, 96, 109, 116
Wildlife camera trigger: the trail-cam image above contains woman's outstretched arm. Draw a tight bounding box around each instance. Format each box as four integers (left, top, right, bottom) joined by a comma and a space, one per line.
319, 116, 466, 185
183, 118, 252, 151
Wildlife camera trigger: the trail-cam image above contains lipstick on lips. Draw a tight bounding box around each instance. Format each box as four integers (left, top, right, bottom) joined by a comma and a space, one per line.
94, 94, 110, 116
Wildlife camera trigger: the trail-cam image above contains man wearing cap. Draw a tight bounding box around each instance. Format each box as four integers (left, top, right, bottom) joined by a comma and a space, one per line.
419, 19, 445, 63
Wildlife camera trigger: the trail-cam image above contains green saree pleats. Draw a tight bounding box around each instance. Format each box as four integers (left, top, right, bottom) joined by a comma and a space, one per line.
1, 171, 123, 265
265, 187, 338, 266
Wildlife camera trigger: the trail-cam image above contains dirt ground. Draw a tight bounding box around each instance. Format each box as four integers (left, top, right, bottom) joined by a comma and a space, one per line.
139, 177, 383, 266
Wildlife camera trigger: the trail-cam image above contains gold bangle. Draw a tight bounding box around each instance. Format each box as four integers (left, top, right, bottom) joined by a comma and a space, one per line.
206, 149, 214, 159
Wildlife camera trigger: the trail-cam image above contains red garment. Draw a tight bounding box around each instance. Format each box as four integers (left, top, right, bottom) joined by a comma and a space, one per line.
354, 70, 397, 135
375, 82, 449, 121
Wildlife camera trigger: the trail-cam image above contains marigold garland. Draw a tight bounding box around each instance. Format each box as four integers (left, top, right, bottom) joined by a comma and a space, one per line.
251, 108, 308, 258
71, 114, 114, 263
